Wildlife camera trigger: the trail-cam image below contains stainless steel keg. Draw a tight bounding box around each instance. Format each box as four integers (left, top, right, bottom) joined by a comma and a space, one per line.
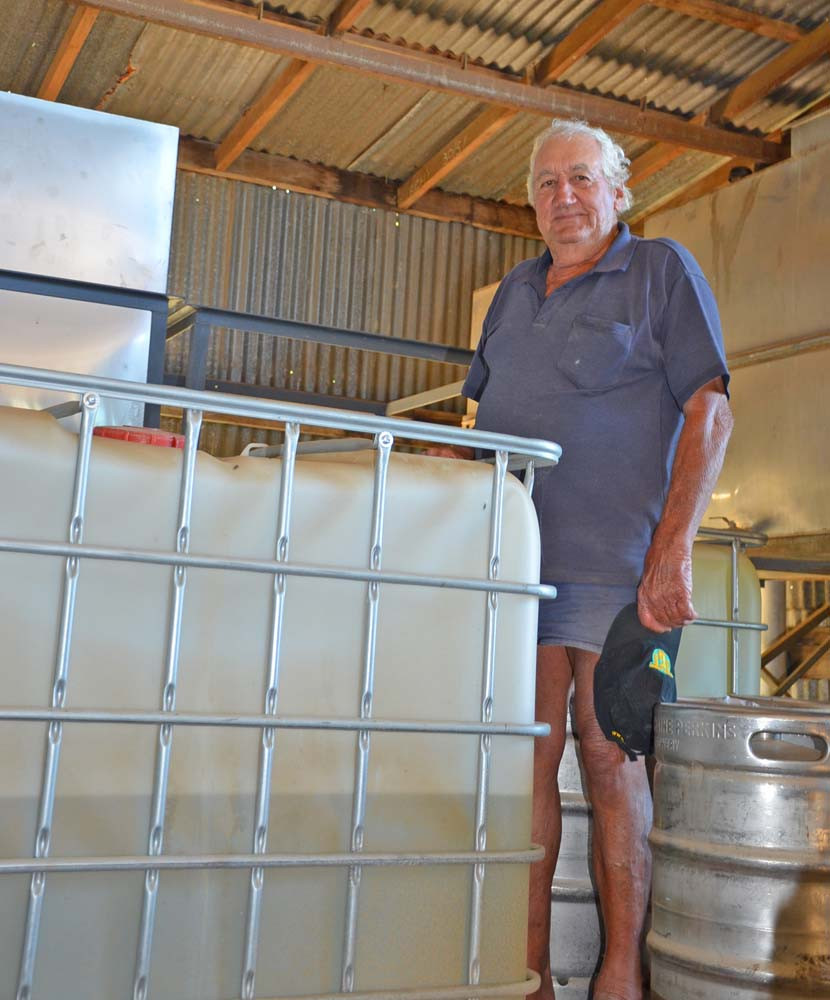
649, 697, 830, 1000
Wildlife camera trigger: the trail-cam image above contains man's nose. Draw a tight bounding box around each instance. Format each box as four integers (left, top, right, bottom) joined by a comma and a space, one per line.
553, 178, 575, 202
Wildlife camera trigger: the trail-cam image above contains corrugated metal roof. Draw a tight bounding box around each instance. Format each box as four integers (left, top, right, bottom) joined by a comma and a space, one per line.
165, 171, 542, 455
0, 0, 70, 94
2, 0, 828, 322
98, 23, 290, 141
253, 64, 429, 168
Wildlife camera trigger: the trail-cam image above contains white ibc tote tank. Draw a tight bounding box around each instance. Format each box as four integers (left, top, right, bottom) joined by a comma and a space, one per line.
0, 363, 561, 1000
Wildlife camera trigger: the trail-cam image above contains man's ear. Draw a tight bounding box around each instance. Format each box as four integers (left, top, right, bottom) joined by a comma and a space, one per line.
613, 187, 626, 212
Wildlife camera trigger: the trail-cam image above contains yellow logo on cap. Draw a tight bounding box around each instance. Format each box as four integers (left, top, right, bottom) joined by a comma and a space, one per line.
649, 648, 673, 678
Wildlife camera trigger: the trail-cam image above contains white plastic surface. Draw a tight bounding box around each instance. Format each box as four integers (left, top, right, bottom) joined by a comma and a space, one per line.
0, 406, 541, 999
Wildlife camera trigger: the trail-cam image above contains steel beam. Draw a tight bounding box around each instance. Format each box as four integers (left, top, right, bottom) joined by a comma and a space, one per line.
78, 0, 786, 163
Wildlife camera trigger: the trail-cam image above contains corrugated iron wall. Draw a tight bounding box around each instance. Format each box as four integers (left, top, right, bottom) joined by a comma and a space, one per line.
165, 171, 542, 454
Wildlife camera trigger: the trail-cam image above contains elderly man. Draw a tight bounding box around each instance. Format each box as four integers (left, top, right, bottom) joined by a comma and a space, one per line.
459, 120, 733, 999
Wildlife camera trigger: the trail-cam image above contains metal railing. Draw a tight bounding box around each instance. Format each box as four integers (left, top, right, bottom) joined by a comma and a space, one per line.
695, 526, 768, 694
0, 362, 556, 1000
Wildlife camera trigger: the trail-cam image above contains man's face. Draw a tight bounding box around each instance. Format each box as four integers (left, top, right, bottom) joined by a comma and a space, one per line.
531, 135, 623, 254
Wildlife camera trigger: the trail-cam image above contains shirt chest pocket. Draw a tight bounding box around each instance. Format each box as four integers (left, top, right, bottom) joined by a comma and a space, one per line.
557, 313, 634, 391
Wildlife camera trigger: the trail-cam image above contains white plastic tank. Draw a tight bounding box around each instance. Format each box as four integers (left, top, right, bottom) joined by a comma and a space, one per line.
0, 403, 544, 999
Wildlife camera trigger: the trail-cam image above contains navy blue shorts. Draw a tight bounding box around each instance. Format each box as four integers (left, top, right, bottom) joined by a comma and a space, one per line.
537, 583, 637, 653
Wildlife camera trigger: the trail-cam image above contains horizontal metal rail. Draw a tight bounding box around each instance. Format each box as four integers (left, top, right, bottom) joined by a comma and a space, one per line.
0, 267, 168, 315
194, 305, 475, 367
251, 975, 542, 1000
692, 617, 767, 633
0, 538, 557, 600
696, 526, 767, 548
0, 846, 544, 876
0, 362, 562, 464
0, 707, 549, 738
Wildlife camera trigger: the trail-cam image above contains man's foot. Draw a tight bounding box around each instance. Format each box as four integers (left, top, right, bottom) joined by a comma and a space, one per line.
591, 976, 643, 1000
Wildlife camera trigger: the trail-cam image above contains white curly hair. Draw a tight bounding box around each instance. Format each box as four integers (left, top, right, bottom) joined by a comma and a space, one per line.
526, 118, 633, 212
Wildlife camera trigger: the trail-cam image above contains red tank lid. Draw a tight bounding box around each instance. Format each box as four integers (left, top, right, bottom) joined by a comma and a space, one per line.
93, 426, 185, 449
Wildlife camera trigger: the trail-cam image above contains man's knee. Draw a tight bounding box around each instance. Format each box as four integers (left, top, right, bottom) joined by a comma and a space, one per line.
579, 728, 648, 800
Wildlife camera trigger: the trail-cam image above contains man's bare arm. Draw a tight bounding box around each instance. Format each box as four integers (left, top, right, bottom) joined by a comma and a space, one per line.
637, 376, 733, 632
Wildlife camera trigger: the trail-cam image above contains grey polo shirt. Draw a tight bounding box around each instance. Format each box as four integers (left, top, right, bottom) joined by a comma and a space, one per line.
463, 223, 729, 586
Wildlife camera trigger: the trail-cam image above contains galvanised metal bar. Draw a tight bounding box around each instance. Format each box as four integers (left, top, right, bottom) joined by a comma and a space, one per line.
467, 448, 509, 989
165, 374, 389, 416
241, 421, 300, 1000
133, 407, 203, 1000
0, 538, 558, 599
0, 362, 563, 466
730, 538, 741, 695
0, 846, 545, 875
696, 526, 767, 548
524, 460, 535, 499
692, 618, 766, 632
0, 708, 550, 738
341, 430, 394, 993
194, 306, 475, 368
16, 391, 98, 1000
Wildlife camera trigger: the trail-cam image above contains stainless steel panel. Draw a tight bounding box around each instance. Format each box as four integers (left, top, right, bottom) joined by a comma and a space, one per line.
0, 91, 178, 425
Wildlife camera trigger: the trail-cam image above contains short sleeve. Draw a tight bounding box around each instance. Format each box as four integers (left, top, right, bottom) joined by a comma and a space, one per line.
662, 269, 730, 409
461, 337, 489, 401
461, 280, 507, 402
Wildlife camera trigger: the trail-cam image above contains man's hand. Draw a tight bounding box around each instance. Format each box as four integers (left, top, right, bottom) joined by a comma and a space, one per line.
637, 543, 695, 632
423, 445, 474, 460
637, 376, 732, 633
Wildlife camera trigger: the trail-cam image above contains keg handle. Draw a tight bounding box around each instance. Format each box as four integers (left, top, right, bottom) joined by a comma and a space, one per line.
748, 728, 829, 764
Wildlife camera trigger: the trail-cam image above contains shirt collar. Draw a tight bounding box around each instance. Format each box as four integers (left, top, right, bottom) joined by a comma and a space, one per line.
526, 222, 637, 292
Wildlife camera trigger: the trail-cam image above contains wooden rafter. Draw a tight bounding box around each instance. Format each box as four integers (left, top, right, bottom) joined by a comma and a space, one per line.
649, 0, 805, 43
180, 137, 541, 238
213, 0, 371, 170
398, 0, 653, 212
628, 112, 706, 186
711, 21, 830, 124
627, 156, 758, 224
214, 59, 317, 171
327, 0, 373, 34
762, 603, 830, 667
397, 105, 516, 210
78, 0, 785, 163
37, 4, 99, 102
534, 0, 647, 84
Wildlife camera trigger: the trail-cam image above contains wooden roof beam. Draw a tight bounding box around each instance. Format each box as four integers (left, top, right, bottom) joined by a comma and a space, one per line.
326, 0, 373, 34
627, 155, 755, 225
218, 0, 373, 174
37, 4, 99, 102
78, 0, 786, 164
711, 21, 830, 124
628, 112, 706, 186
396, 105, 516, 210
534, 0, 647, 84
397, 0, 645, 211
214, 59, 317, 171
649, 0, 805, 44
180, 137, 541, 239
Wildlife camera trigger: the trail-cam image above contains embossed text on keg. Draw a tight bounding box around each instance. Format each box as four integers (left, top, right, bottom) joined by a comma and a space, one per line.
654, 717, 738, 740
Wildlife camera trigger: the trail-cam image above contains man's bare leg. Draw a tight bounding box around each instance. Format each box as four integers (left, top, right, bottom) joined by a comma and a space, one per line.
571, 650, 652, 1000
527, 645, 574, 1000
